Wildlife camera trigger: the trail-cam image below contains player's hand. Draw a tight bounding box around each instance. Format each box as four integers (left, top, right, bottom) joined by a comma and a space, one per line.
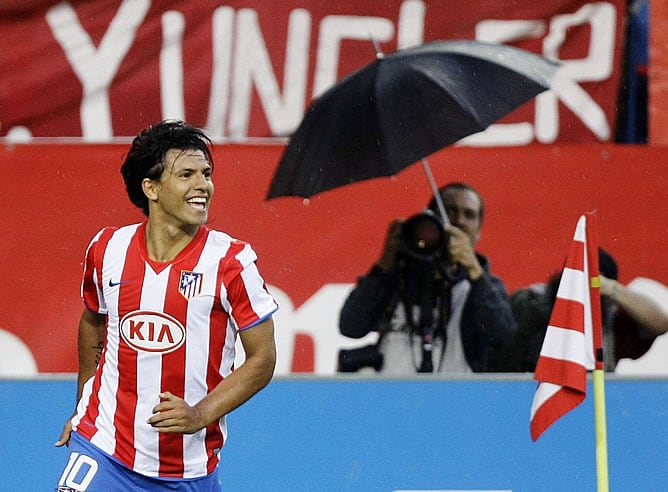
54, 419, 73, 447
147, 391, 204, 434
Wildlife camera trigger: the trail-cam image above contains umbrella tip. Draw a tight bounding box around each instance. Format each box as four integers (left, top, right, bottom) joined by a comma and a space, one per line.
370, 37, 384, 59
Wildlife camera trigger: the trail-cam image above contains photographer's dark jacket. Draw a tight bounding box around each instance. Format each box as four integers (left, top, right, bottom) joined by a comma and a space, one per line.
339, 254, 516, 373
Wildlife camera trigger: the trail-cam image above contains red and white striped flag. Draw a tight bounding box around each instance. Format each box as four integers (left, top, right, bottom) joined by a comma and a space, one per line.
530, 213, 604, 441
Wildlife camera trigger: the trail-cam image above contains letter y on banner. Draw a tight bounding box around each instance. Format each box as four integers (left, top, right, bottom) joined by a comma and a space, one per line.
530, 212, 603, 441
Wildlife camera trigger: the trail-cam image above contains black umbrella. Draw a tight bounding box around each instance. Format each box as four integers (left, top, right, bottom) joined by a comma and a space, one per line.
267, 40, 559, 220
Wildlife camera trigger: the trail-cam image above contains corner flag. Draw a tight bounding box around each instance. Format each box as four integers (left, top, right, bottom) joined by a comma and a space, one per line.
530, 213, 604, 441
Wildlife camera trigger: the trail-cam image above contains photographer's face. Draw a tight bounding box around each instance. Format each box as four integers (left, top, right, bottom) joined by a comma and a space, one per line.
441, 188, 482, 244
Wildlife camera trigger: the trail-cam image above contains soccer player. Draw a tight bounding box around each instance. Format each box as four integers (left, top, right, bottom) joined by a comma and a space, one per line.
55, 120, 278, 491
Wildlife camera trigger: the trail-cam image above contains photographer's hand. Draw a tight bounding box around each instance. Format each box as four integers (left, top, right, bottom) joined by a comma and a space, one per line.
445, 224, 483, 281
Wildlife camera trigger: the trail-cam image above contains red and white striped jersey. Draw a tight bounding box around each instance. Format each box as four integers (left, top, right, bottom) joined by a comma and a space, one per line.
71, 222, 278, 478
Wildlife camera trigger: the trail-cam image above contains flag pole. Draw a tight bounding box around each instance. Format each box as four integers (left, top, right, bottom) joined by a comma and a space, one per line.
586, 212, 610, 492
593, 369, 609, 492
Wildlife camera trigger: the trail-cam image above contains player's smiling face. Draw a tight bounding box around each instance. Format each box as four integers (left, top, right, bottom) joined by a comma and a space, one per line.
149, 148, 214, 228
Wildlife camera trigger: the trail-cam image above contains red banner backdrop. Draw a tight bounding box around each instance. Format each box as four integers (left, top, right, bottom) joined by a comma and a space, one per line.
1, 142, 667, 373
1, 0, 625, 142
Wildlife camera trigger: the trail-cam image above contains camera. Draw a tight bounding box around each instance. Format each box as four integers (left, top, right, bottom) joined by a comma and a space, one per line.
400, 209, 448, 261
338, 344, 384, 372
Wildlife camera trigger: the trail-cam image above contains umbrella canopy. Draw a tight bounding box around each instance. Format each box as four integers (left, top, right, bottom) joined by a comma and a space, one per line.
267, 40, 559, 200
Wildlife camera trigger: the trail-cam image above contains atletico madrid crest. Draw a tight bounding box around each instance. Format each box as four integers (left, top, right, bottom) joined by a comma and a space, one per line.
179, 270, 203, 300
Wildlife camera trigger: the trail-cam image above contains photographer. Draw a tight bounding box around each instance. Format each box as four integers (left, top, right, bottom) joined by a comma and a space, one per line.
338, 182, 516, 373
503, 249, 668, 372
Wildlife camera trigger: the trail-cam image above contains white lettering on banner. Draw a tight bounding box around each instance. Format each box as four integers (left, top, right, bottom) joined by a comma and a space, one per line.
313, 16, 395, 99
206, 7, 235, 137
227, 8, 311, 138
161, 11, 186, 121
397, 0, 426, 49
465, 2, 616, 145
41, 1, 616, 143
302, 1, 425, 101
537, 2, 615, 142
476, 19, 547, 44
45, 0, 151, 141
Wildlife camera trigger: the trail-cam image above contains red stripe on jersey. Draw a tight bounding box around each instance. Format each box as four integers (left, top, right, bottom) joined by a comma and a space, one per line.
221, 241, 262, 329
205, 421, 224, 475
204, 293, 229, 473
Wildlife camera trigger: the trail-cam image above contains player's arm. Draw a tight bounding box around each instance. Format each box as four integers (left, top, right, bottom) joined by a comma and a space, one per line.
148, 317, 276, 434
76, 308, 107, 399
55, 308, 106, 447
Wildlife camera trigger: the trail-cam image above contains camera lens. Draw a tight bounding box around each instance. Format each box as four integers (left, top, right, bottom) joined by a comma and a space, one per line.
400, 210, 446, 260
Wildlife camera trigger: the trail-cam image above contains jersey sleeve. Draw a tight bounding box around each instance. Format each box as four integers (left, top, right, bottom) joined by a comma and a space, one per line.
221, 241, 278, 331
81, 228, 112, 315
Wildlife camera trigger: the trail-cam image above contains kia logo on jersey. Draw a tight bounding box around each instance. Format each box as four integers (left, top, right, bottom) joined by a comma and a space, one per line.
119, 310, 186, 353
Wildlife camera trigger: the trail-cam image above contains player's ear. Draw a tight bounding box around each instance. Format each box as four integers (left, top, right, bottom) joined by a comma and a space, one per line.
142, 178, 159, 202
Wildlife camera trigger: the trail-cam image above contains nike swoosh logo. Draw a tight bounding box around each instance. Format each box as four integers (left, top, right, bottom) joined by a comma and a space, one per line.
108, 279, 129, 287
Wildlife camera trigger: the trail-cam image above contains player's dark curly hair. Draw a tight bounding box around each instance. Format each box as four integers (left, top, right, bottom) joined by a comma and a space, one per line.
120, 120, 214, 216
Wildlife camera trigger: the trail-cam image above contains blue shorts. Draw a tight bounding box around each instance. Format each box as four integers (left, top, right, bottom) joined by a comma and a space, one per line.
56, 432, 222, 491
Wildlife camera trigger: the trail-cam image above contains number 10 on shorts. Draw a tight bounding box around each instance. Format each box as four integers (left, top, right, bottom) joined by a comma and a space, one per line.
58, 452, 99, 491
